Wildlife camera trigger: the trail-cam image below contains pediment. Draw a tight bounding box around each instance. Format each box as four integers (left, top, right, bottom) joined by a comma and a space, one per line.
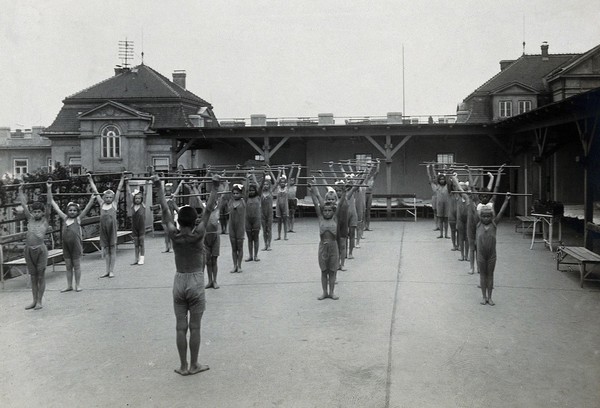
490, 81, 538, 95
79, 101, 153, 121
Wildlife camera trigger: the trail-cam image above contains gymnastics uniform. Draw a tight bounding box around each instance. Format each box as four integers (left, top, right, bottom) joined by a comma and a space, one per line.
131, 204, 146, 240
434, 184, 450, 218
275, 186, 289, 218
355, 188, 366, 226
261, 191, 274, 232
245, 195, 261, 233
318, 218, 339, 272
219, 191, 231, 231
24, 220, 49, 276
288, 185, 298, 218
62, 218, 83, 261
476, 222, 497, 291
456, 198, 469, 251
347, 195, 358, 228
203, 206, 221, 258
99, 204, 118, 248
228, 199, 246, 240
365, 184, 373, 229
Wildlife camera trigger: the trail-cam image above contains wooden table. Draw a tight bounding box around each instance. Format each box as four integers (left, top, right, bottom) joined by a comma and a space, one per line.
530, 213, 562, 251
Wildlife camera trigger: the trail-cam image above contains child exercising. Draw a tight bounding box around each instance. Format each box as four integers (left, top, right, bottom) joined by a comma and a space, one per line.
46, 181, 96, 292
89, 173, 126, 278
153, 174, 219, 376
245, 171, 261, 262
309, 176, 349, 300
203, 176, 223, 289
260, 172, 275, 251
274, 167, 289, 241
125, 178, 147, 265
476, 193, 511, 306
18, 184, 50, 310
228, 179, 247, 273
287, 164, 300, 233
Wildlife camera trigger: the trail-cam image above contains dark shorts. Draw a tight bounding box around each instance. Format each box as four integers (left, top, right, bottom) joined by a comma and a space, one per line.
25, 245, 48, 275
204, 233, 220, 257
173, 272, 206, 317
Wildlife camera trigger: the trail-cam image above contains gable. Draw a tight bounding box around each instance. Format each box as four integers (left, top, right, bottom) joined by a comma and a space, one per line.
490, 82, 538, 95
564, 53, 600, 76
79, 101, 153, 121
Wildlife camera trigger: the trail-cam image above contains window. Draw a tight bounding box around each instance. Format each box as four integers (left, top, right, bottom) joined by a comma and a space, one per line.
354, 153, 372, 171
436, 153, 454, 164
153, 157, 170, 172
68, 157, 82, 176
47, 158, 53, 172
518, 100, 532, 114
101, 125, 121, 158
13, 159, 28, 178
499, 101, 512, 118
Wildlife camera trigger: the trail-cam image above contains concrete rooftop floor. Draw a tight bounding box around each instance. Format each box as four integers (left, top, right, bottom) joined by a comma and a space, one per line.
1, 217, 599, 408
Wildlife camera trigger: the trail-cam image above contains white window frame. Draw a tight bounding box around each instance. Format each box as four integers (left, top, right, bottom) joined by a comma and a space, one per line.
68, 157, 82, 176
436, 153, 454, 165
354, 153, 372, 171
499, 101, 512, 118
153, 157, 170, 172
518, 100, 532, 114
13, 159, 28, 178
101, 124, 121, 158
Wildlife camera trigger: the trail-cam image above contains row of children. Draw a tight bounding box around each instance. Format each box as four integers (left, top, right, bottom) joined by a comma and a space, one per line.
427, 164, 511, 306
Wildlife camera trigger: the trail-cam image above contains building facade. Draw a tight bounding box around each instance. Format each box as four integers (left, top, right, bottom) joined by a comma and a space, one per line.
43, 65, 218, 174
0, 127, 51, 179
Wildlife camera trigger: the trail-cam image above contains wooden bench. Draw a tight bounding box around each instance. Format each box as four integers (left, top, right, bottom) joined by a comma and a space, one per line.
371, 194, 417, 221
83, 230, 133, 252
556, 246, 600, 288
1, 231, 64, 289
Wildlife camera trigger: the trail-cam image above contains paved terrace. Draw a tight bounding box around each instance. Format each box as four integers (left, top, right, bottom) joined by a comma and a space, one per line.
1, 218, 599, 408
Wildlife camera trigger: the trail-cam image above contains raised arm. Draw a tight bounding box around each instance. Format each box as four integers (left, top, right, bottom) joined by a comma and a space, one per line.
198, 176, 221, 230
494, 193, 511, 224
153, 176, 177, 235
486, 171, 494, 192
46, 181, 66, 219
490, 164, 505, 203
328, 162, 339, 181
79, 193, 97, 219
309, 177, 323, 219
113, 174, 125, 205
17, 184, 32, 219
88, 174, 103, 206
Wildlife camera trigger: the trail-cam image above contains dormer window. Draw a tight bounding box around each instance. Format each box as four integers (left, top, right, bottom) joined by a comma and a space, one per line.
518, 100, 532, 114
499, 101, 512, 118
101, 124, 121, 158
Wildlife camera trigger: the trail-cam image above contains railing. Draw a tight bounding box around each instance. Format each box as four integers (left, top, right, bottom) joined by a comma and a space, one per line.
217, 114, 457, 128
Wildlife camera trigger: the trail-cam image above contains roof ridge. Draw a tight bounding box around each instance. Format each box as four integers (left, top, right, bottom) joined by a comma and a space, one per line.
64, 71, 123, 100
142, 65, 181, 98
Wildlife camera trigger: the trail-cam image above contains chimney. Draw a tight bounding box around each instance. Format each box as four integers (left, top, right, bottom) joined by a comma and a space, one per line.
114, 66, 128, 76
541, 42, 549, 60
172, 70, 186, 89
499, 60, 515, 71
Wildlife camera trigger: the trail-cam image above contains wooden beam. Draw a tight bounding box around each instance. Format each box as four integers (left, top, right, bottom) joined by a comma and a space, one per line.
242, 137, 265, 156
176, 140, 195, 160
390, 135, 412, 158
270, 136, 290, 157
364, 135, 386, 157
487, 134, 511, 157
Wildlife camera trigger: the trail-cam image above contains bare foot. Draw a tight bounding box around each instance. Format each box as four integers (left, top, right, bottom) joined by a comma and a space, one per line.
468, 269, 474, 275
205, 282, 213, 289
174, 364, 189, 376
275, 237, 281, 241
162, 249, 170, 253
254, 258, 260, 262
329, 294, 339, 300
348, 254, 354, 259
75, 287, 83, 292
451, 248, 458, 251
61, 287, 73, 293
318, 294, 328, 300
244, 257, 253, 262
230, 269, 238, 274
488, 299, 495, 306
99, 273, 109, 278
266, 247, 272, 251
25, 302, 36, 310
262, 247, 268, 251
480, 298, 488, 305
213, 283, 220, 289
188, 364, 209, 375
284, 237, 288, 241
34, 303, 43, 310
437, 235, 443, 239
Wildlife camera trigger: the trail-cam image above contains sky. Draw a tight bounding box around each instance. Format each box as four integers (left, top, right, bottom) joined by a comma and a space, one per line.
1, 0, 599, 129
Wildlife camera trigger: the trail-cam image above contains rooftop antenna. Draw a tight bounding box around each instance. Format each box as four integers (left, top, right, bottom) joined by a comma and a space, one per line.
141, 26, 145, 64
522, 15, 526, 55
402, 43, 406, 117
118, 38, 134, 68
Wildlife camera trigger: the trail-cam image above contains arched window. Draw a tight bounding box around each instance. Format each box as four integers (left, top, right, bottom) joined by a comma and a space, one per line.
101, 125, 121, 158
